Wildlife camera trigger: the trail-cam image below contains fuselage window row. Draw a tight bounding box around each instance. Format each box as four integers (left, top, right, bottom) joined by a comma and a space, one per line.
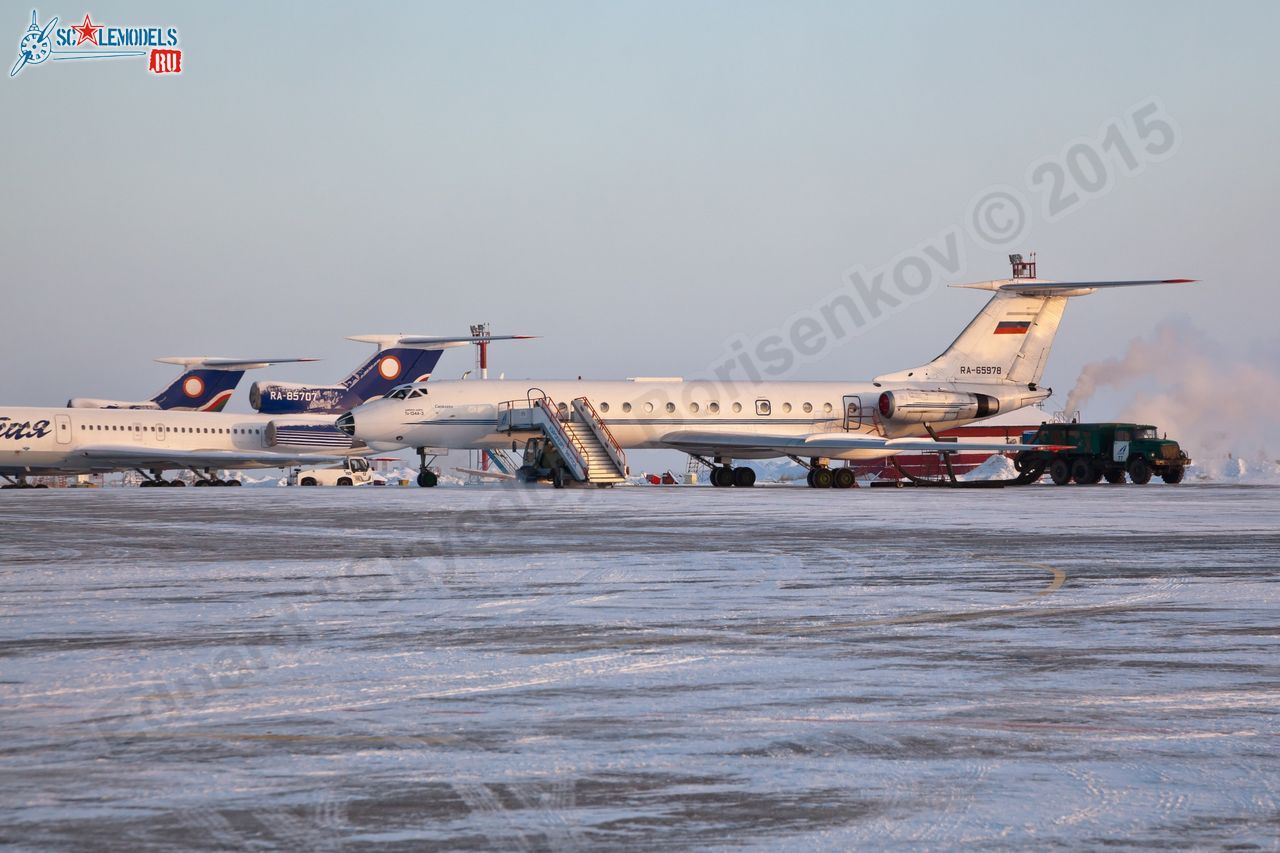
586, 401, 834, 417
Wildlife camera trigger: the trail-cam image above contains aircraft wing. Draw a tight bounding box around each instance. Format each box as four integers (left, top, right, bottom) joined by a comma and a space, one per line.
659, 429, 1061, 458
72, 445, 347, 470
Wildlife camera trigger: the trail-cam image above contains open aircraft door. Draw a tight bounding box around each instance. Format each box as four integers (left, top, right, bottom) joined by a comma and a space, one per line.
843, 395, 862, 431
54, 414, 72, 445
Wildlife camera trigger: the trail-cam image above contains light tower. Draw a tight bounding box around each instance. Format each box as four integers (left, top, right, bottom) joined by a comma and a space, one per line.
471, 323, 490, 380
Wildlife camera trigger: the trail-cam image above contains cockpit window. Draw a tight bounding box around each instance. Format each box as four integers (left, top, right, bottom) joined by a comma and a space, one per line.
409, 387, 428, 398
388, 387, 411, 399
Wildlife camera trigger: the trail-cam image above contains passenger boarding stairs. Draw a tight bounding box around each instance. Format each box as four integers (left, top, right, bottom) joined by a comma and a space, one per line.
497, 393, 628, 485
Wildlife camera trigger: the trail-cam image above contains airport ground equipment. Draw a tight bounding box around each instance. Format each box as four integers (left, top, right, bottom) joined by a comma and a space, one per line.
293, 456, 383, 486
1015, 422, 1189, 485
498, 393, 628, 488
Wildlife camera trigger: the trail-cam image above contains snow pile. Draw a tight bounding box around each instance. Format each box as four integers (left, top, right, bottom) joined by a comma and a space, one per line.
751, 458, 809, 483
957, 453, 1019, 481
1186, 456, 1280, 484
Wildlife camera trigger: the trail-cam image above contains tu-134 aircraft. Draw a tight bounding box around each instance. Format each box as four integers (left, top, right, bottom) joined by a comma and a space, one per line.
339, 257, 1194, 488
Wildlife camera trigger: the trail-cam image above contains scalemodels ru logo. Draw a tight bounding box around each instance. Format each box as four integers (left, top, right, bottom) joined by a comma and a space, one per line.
10, 9, 182, 78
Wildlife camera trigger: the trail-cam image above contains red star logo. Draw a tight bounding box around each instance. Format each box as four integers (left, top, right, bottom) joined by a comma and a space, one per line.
72, 14, 102, 46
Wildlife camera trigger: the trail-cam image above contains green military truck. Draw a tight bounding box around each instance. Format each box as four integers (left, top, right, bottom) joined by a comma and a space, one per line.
1015, 422, 1190, 486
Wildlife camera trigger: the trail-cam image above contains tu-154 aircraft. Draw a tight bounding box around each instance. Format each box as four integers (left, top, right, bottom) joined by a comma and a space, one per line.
339, 257, 1194, 488
0, 333, 530, 488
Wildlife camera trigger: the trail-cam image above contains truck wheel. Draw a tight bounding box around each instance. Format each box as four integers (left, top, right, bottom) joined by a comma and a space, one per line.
1070, 459, 1095, 484
1127, 458, 1153, 485
1161, 466, 1185, 485
1049, 457, 1071, 486
1104, 468, 1126, 484
417, 471, 438, 488
300, 477, 317, 486
337, 477, 353, 486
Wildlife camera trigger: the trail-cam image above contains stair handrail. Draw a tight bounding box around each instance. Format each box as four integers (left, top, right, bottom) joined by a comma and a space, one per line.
572, 396, 628, 476
530, 395, 591, 479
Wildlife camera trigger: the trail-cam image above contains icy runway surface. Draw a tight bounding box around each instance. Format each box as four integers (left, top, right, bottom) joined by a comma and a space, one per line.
2, 486, 1278, 850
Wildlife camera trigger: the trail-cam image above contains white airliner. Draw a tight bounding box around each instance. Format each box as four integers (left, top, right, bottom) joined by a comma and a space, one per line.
0, 334, 530, 488
338, 259, 1194, 488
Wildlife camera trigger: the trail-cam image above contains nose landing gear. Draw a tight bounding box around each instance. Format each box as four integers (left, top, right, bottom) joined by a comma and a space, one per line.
416, 447, 439, 487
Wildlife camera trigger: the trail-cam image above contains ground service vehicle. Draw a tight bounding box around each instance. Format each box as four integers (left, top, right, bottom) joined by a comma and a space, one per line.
1016, 422, 1189, 485
293, 457, 384, 487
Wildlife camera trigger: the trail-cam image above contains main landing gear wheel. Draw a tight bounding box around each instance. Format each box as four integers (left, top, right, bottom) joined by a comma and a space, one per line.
711, 466, 735, 488
1049, 457, 1072, 486
732, 466, 756, 488
1127, 458, 1152, 485
809, 468, 834, 489
833, 467, 856, 489
417, 470, 439, 488
168, 479, 186, 487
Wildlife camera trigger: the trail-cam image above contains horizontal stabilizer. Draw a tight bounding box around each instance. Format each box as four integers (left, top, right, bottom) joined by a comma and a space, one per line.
347, 334, 536, 351
953, 278, 1195, 297
386, 334, 537, 350
154, 357, 320, 370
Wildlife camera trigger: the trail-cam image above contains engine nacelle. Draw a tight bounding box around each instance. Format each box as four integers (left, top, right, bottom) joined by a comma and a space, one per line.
251, 381, 347, 415
877, 390, 1000, 424
265, 418, 355, 450
66, 397, 160, 410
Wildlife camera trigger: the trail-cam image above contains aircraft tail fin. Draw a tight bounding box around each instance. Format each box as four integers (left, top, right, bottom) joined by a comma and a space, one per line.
874, 256, 1194, 387
338, 333, 536, 402
149, 357, 318, 411
339, 338, 447, 401
150, 367, 245, 411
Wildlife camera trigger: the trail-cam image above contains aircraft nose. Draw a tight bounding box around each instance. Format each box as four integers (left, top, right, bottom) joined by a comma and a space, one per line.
336, 411, 355, 436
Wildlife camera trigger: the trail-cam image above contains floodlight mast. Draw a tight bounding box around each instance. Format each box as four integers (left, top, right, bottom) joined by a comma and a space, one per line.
1009, 252, 1037, 279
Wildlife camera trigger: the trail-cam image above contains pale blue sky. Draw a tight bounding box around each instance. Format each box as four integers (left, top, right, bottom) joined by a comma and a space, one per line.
3, 1, 1277, 416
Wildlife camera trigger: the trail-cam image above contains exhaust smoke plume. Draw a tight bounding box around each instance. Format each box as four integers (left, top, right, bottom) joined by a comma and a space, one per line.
1063, 320, 1280, 461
